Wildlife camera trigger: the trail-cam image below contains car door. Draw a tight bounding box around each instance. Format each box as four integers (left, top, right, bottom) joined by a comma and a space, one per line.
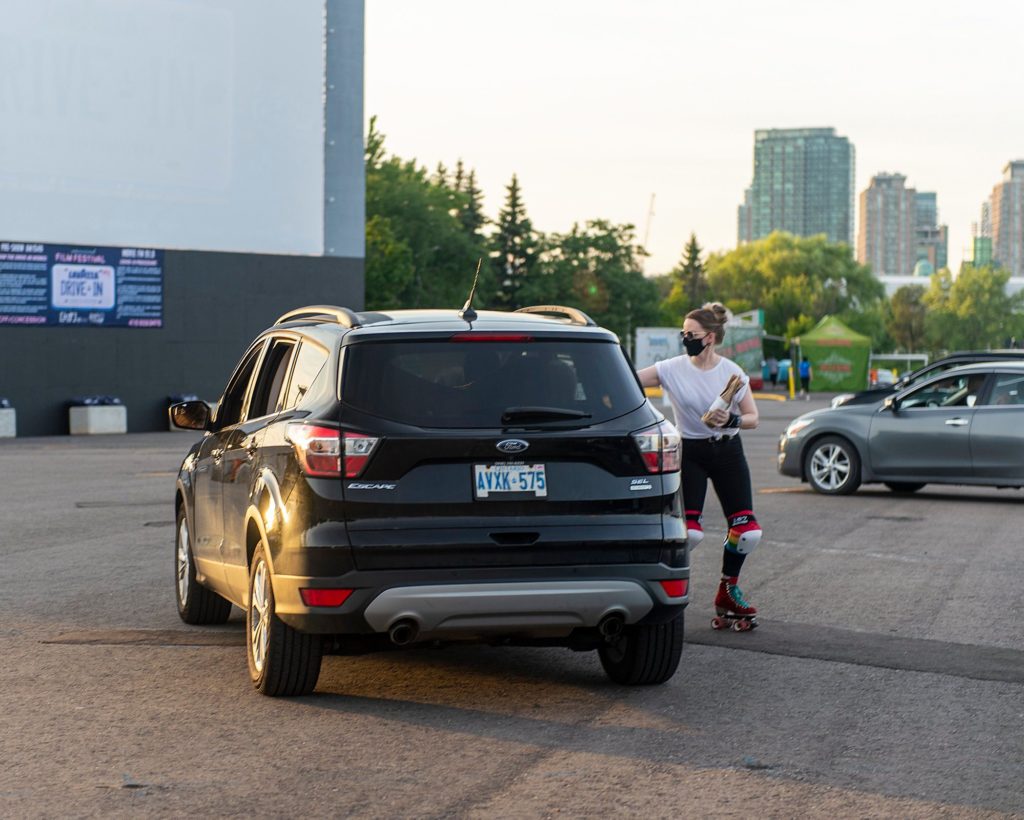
868, 372, 988, 479
970, 371, 1024, 481
191, 341, 265, 587
219, 336, 297, 596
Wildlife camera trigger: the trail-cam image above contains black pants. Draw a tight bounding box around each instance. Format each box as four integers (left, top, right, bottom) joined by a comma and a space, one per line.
681, 436, 754, 578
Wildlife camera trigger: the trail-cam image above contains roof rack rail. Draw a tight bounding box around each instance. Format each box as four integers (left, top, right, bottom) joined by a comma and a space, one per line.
274, 305, 362, 328
514, 305, 596, 327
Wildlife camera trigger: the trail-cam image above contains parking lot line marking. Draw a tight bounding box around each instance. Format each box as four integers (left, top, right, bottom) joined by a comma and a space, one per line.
758, 487, 809, 494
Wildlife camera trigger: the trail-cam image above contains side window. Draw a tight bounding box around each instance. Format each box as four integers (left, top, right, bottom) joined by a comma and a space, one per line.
901, 373, 986, 409
217, 343, 265, 428
985, 373, 1024, 406
282, 341, 329, 410
247, 339, 296, 420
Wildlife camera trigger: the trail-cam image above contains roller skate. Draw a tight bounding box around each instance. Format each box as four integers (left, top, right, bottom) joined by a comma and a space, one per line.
711, 576, 758, 632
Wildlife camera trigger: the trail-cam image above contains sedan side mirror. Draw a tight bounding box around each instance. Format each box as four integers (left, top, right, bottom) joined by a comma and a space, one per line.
882, 395, 899, 413
170, 400, 211, 431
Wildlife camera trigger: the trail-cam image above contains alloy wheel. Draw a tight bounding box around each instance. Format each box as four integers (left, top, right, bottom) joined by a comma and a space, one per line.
176, 518, 190, 605
810, 443, 851, 491
249, 560, 271, 674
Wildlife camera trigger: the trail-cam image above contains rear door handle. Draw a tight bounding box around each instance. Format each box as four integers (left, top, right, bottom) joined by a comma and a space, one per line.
944, 418, 969, 427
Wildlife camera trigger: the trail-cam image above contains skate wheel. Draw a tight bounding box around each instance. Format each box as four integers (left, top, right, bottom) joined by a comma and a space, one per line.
732, 619, 751, 632
711, 616, 726, 630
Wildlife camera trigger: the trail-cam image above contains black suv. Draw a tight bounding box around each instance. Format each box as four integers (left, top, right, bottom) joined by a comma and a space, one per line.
831, 350, 1024, 408
171, 304, 687, 696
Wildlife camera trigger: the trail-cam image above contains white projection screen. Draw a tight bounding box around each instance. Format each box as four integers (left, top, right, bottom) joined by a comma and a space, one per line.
0, 0, 326, 255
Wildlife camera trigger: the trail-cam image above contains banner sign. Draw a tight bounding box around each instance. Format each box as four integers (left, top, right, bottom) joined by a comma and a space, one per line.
0, 240, 163, 327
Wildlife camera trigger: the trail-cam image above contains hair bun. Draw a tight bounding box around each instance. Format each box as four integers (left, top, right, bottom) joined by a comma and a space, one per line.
702, 302, 731, 326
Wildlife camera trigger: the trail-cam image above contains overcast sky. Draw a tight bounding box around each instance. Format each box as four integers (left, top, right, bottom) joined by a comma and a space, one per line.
365, 0, 1024, 275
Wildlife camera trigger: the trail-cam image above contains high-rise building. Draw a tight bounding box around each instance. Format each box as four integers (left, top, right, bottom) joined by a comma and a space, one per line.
914, 191, 948, 271
990, 161, 1024, 277
736, 128, 855, 246
857, 173, 917, 276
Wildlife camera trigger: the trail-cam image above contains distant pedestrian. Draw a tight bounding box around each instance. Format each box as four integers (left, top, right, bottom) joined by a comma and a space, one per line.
766, 356, 779, 390
799, 356, 812, 399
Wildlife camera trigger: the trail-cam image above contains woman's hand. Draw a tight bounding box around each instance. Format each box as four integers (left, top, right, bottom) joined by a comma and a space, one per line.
705, 407, 730, 427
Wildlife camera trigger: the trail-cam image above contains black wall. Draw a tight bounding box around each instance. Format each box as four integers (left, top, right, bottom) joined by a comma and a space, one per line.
0, 250, 363, 436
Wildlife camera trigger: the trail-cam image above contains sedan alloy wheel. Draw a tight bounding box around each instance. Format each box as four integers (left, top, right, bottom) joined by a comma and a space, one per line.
805, 435, 861, 495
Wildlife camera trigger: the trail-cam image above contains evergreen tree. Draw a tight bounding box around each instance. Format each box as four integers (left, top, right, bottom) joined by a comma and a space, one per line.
459, 169, 487, 237
490, 174, 539, 309
661, 233, 708, 323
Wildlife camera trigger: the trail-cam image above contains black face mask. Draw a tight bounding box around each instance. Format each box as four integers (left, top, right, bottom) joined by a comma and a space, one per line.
682, 335, 707, 357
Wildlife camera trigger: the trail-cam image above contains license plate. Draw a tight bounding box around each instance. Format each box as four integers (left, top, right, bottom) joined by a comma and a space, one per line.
474, 463, 547, 498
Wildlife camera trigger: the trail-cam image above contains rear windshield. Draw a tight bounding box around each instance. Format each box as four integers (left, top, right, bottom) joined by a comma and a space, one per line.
342, 339, 645, 427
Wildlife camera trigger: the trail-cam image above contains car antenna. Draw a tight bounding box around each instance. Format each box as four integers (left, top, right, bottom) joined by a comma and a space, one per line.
459, 258, 482, 324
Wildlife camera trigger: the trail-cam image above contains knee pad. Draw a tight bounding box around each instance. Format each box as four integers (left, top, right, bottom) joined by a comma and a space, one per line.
685, 510, 704, 548
724, 510, 762, 555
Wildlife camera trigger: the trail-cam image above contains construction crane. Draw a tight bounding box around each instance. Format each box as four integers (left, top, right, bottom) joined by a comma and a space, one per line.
640, 193, 656, 273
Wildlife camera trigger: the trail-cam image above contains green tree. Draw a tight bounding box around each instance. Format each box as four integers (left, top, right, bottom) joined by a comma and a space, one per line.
661, 233, 708, 324
923, 265, 1023, 350
542, 220, 661, 343
888, 284, 928, 351
364, 215, 414, 310
456, 167, 487, 239
490, 174, 540, 309
365, 118, 488, 308
705, 232, 886, 342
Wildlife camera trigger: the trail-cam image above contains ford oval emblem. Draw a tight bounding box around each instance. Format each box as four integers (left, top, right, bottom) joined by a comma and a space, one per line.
496, 439, 529, 454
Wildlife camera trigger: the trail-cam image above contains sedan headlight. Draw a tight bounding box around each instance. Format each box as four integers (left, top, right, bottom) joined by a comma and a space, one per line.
831, 394, 855, 408
785, 417, 815, 438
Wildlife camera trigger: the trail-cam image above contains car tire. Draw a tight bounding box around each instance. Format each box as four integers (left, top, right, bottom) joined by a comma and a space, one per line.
246, 542, 322, 697
176, 506, 232, 625
885, 482, 926, 493
598, 612, 684, 685
804, 435, 862, 495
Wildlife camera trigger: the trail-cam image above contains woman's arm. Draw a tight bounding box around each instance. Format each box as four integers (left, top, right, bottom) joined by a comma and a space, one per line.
636, 366, 661, 388
735, 389, 759, 430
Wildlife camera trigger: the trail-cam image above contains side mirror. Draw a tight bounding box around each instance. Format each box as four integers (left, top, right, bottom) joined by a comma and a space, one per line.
170, 400, 211, 431
882, 395, 898, 413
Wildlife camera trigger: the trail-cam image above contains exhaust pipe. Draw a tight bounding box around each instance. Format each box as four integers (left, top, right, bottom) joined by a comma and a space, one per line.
388, 619, 420, 646
598, 613, 625, 641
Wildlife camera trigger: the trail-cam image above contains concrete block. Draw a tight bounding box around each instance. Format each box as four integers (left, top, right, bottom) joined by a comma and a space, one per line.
0, 408, 15, 437
69, 405, 127, 435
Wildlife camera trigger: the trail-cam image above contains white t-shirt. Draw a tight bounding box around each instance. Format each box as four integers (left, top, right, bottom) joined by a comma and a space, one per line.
654, 355, 750, 439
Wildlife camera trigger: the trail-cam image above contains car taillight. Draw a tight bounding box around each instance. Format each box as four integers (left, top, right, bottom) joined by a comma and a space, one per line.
342, 431, 380, 478
285, 424, 343, 478
632, 420, 682, 474
286, 425, 381, 478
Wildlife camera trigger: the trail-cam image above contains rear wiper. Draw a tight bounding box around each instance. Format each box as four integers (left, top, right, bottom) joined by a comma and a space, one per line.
501, 406, 592, 424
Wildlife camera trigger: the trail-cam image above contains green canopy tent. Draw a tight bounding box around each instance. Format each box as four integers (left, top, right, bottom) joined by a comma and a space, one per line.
797, 316, 871, 393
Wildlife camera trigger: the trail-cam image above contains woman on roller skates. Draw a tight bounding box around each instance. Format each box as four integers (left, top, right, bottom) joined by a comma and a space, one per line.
637, 302, 762, 631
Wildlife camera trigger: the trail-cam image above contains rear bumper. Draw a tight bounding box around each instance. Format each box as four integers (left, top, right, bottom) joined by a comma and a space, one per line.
271, 563, 688, 636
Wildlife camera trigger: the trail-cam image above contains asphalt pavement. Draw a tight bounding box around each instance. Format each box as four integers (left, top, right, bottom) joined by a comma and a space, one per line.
1, 396, 1022, 818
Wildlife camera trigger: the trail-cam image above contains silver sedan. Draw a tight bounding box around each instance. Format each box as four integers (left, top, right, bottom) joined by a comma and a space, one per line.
778, 362, 1024, 495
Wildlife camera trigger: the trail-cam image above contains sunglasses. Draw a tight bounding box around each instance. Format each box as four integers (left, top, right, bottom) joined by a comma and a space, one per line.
680, 331, 709, 342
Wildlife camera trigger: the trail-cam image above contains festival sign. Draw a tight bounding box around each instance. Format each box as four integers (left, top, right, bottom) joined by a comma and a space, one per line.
0, 240, 163, 327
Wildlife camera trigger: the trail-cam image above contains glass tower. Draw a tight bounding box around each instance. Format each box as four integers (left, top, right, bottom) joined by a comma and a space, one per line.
737, 128, 855, 246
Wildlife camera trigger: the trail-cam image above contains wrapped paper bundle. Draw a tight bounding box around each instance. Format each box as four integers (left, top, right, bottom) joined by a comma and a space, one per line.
701, 374, 744, 425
